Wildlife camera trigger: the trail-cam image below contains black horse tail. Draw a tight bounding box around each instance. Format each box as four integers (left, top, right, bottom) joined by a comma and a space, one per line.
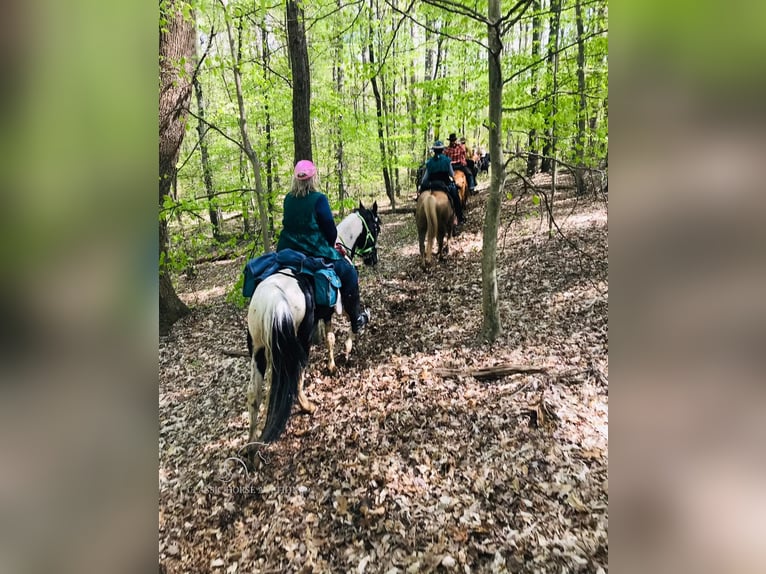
259, 278, 314, 443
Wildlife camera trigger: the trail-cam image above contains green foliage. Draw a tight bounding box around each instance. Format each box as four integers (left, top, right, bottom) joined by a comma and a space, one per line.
166, 0, 608, 296
226, 273, 248, 309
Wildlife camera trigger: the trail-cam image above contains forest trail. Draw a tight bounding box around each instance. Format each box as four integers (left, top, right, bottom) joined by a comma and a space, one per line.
159, 176, 608, 573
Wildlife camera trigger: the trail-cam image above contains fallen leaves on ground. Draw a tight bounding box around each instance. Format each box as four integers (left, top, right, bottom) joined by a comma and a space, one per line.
160, 177, 608, 573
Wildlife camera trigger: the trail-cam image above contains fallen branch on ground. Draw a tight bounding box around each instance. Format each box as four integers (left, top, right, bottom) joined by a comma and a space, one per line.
222, 348, 249, 358
434, 363, 549, 380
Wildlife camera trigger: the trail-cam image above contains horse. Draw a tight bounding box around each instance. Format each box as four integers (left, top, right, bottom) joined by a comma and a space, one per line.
453, 168, 468, 210
416, 190, 455, 269
478, 153, 489, 175
245, 202, 380, 452
315, 202, 381, 373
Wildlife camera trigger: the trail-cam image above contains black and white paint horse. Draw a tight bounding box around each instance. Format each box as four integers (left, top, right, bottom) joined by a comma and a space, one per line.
245, 202, 380, 451
315, 202, 381, 372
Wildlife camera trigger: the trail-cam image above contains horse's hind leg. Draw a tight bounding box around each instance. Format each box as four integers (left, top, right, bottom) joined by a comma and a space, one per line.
296, 369, 316, 414
247, 348, 268, 452
324, 319, 337, 373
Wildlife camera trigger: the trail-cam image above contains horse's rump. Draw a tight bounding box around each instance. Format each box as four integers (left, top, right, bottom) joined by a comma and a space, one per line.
453, 169, 468, 208
416, 190, 454, 267
247, 272, 314, 443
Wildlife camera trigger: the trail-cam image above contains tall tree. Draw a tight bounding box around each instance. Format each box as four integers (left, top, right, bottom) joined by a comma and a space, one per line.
540, 0, 561, 174
287, 0, 313, 162
221, 5, 270, 250
192, 70, 221, 241
526, 0, 541, 176
480, 0, 506, 342
574, 0, 587, 196
368, 20, 395, 209
159, 0, 194, 335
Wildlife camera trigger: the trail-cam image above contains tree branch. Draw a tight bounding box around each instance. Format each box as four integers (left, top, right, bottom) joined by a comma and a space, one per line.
502, 28, 607, 86
421, 0, 488, 23
499, 0, 534, 35
503, 90, 602, 113
184, 108, 246, 153
383, 0, 489, 50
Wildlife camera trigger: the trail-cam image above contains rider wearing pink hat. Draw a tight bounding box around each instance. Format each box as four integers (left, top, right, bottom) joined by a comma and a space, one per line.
277, 160, 371, 333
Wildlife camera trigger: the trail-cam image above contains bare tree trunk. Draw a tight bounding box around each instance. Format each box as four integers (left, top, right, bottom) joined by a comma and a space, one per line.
574, 0, 588, 196
223, 9, 271, 250
240, 149, 251, 235
368, 21, 395, 209
333, 16, 347, 216
433, 40, 447, 139
287, 0, 313, 162
408, 20, 419, 173
422, 18, 434, 150
261, 24, 276, 237
526, 0, 541, 176
192, 74, 222, 241
481, 0, 504, 342
159, 0, 193, 335
540, 0, 561, 174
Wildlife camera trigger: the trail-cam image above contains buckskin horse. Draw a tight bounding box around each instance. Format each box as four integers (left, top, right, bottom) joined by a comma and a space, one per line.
245, 202, 380, 452
416, 190, 455, 268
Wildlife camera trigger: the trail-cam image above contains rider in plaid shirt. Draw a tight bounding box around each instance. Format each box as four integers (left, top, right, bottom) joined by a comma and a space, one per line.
446, 133, 476, 192
445, 135, 467, 164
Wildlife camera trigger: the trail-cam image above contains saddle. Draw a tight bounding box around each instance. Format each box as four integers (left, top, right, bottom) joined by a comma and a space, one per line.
420, 181, 459, 212
242, 249, 342, 308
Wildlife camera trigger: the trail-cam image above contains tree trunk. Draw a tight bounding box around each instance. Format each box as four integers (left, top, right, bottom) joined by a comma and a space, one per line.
333, 18, 347, 216
287, 0, 313, 162
159, 0, 194, 335
526, 0, 541, 176
574, 0, 588, 196
481, 0, 504, 342
261, 24, 276, 237
223, 10, 271, 251
192, 74, 222, 241
540, 0, 561, 174
368, 22, 395, 209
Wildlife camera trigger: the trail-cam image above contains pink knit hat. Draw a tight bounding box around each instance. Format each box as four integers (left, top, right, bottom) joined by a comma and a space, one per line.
294, 160, 317, 180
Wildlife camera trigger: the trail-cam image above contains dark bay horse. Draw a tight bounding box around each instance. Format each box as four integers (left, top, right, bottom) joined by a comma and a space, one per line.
416, 190, 455, 268
245, 202, 380, 452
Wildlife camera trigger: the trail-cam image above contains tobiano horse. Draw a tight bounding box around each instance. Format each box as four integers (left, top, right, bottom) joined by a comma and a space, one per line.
245, 202, 380, 452
315, 202, 381, 373
416, 190, 455, 268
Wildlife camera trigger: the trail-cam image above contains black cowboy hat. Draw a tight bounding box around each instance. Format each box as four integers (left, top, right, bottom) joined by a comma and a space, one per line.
448, 133, 457, 141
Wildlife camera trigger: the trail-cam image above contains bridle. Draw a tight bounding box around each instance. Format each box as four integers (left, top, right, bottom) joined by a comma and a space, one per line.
338, 211, 379, 264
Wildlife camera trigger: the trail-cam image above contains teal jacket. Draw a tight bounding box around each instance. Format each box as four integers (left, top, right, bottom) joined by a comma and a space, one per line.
421, 153, 454, 187
277, 191, 340, 261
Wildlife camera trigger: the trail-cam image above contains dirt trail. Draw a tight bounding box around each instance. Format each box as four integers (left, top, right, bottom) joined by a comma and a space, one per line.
159, 180, 609, 573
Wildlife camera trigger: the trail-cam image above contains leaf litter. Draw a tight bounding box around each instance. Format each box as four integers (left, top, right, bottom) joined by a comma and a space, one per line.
160, 178, 608, 573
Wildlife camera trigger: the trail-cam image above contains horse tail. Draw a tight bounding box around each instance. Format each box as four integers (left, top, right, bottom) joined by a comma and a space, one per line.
424, 192, 439, 257
255, 284, 310, 443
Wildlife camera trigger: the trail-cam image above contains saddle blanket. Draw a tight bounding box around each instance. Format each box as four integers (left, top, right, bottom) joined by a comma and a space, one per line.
242, 249, 341, 308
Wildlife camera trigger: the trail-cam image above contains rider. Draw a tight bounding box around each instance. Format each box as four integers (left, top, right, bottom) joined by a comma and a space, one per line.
419, 140, 465, 228
277, 160, 371, 333
446, 133, 476, 194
